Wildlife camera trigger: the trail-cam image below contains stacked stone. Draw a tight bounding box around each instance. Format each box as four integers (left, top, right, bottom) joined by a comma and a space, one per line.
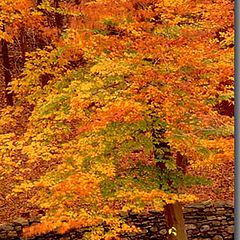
0, 201, 234, 240
121, 201, 234, 240
184, 201, 234, 240
0, 218, 29, 239
121, 210, 167, 240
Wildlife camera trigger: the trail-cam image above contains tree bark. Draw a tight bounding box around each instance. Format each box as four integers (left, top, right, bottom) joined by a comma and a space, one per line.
1, 28, 13, 106
150, 115, 188, 240
19, 27, 26, 64
36, 0, 42, 5
164, 201, 188, 240
54, 0, 63, 30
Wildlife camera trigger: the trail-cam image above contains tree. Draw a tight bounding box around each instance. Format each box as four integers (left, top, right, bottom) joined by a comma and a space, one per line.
1, 26, 13, 105
0, 0, 233, 239
0, 0, 48, 104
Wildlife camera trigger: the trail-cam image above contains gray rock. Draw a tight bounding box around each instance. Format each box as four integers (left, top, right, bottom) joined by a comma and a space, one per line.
0, 234, 7, 239
203, 208, 214, 212
185, 224, 197, 230
221, 220, 228, 225
14, 225, 22, 232
119, 211, 128, 217
0, 224, 14, 231
212, 220, 221, 226
200, 224, 210, 231
140, 229, 148, 234
29, 218, 40, 225
207, 216, 217, 220
150, 226, 158, 232
191, 238, 211, 240
7, 231, 18, 237
13, 217, 29, 226
184, 208, 198, 213
216, 211, 225, 215
159, 229, 167, 235
226, 225, 234, 234
213, 235, 224, 240
216, 208, 225, 211
149, 210, 159, 214
189, 203, 205, 208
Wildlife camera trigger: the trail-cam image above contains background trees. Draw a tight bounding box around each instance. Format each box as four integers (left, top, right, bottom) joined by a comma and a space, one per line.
0, 0, 233, 239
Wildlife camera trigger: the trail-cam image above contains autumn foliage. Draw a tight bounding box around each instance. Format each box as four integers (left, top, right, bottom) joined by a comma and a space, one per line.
0, 0, 233, 239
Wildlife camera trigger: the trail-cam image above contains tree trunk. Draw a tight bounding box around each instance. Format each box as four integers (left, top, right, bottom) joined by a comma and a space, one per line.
150, 115, 188, 240
1, 28, 13, 106
164, 201, 188, 240
54, 0, 63, 30
19, 27, 26, 64
36, 0, 42, 5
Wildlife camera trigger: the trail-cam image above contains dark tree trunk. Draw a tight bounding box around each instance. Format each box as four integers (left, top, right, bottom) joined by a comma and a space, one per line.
19, 27, 26, 64
151, 115, 188, 240
36, 0, 42, 5
54, 0, 64, 30
1, 28, 13, 106
164, 201, 188, 240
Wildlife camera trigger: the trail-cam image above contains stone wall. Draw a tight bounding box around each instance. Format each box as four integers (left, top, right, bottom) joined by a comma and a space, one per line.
0, 201, 234, 240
